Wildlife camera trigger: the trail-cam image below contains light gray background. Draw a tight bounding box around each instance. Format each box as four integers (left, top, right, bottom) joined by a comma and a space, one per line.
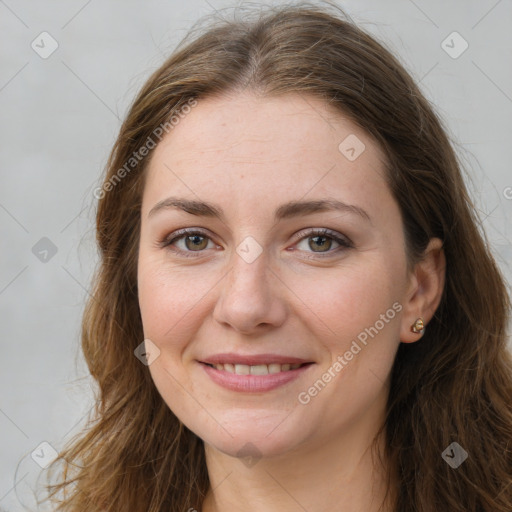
1, 0, 511, 509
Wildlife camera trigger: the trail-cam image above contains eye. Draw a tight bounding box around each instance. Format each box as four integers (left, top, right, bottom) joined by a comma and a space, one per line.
292, 228, 353, 257
159, 227, 352, 258
160, 228, 218, 258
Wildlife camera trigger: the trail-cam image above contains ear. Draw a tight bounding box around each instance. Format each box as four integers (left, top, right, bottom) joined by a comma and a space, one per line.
400, 238, 446, 343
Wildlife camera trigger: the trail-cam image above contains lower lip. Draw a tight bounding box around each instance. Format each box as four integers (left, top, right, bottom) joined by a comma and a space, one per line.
199, 362, 314, 392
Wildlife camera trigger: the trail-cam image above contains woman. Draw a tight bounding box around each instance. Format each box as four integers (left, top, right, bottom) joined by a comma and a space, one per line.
44, 2, 512, 511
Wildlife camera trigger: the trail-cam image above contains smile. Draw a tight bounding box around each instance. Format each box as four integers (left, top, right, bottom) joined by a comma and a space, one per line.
204, 362, 305, 374
199, 361, 314, 392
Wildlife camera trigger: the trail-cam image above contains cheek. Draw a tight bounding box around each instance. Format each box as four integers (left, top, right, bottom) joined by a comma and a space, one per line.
290, 260, 401, 340
137, 260, 211, 421
137, 257, 215, 341
293, 267, 402, 411
289, 260, 404, 402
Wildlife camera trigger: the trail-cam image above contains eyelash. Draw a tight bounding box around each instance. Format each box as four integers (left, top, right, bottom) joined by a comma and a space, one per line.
158, 227, 353, 259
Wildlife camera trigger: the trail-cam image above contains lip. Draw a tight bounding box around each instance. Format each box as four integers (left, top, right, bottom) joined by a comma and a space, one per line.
198, 360, 315, 392
199, 353, 313, 366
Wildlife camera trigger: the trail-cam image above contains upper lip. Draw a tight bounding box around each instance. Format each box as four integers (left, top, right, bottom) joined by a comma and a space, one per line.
199, 353, 314, 366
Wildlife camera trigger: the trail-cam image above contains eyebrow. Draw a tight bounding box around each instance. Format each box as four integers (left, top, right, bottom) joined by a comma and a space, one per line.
148, 197, 371, 222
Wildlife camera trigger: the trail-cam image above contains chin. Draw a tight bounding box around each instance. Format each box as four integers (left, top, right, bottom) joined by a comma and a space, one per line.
192, 413, 308, 461
204, 433, 300, 462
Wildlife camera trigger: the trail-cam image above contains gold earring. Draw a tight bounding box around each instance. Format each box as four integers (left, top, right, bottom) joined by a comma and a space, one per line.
411, 317, 424, 334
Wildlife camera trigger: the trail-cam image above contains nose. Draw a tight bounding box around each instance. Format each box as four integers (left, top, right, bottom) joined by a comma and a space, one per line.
212, 244, 287, 335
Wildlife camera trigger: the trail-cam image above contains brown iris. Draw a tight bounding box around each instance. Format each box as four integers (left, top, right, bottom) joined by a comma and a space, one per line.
185, 234, 209, 251
309, 235, 332, 252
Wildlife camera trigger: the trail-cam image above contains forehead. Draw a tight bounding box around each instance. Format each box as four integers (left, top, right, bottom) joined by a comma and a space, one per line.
142, 91, 390, 215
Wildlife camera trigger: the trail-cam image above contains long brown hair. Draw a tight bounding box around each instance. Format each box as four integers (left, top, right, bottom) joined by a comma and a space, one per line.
43, 2, 512, 511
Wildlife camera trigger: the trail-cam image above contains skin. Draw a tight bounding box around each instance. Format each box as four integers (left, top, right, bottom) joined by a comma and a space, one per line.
137, 91, 445, 512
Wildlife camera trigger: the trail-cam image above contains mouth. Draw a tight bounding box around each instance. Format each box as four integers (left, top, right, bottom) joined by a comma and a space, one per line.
198, 360, 315, 392
201, 361, 313, 375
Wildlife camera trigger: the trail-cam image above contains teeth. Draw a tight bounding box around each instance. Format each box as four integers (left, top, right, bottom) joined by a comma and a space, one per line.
210, 362, 304, 374
223, 363, 235, 373
234, 364, 250, 375
250, 364, 268, 375
268, 363, 282, 374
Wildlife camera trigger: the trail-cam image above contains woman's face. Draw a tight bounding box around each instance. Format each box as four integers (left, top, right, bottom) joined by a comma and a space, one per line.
137, 91, 413, 458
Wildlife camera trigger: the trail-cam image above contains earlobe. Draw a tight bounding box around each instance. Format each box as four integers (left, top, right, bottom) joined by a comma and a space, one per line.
399, 238, 446, 344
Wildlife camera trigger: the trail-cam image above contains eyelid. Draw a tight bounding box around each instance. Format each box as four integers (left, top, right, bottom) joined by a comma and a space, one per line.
291, 227, 352, 246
